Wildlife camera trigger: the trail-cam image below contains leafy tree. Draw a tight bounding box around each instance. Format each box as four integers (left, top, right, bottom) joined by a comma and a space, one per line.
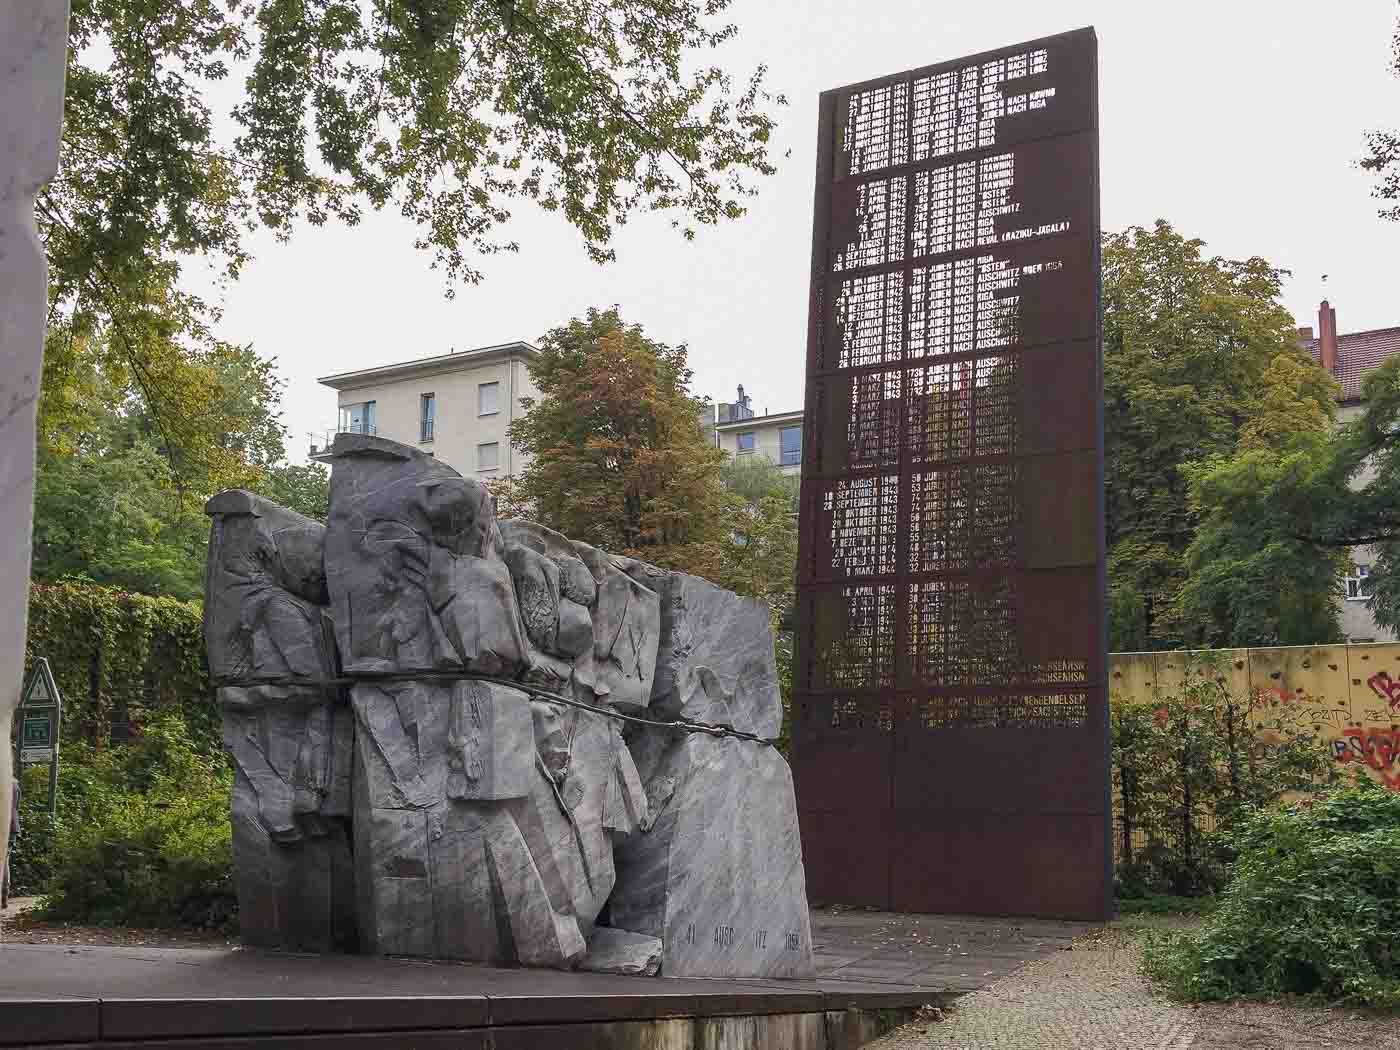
43, 0, 782, 484
507, 308, 730, 575
39, 323, 289, 496
31, 440, 210, 601
1104, 221, 1325, 648
721, 455, 799, 507
32, 324, 305, 598
716, 458, 798, 622
1362, 14, 1400, 221
1296, 358, 1400, 632
1177, 354, 1346, 648
258, 462, 331, 522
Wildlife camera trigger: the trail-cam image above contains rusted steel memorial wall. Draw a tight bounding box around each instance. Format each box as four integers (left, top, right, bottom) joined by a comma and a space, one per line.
793, 28, 1109, 920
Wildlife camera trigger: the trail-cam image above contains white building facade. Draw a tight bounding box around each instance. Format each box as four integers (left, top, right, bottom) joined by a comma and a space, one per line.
710, 385, 803, 476
714, 410, 804, 476
316, 342, 542, 479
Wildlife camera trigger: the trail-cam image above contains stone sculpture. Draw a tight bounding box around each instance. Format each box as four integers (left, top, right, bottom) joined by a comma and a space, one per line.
0, 0, 70, 910
609, 571, 813, 978
204, 491, 355, 951
204, 433, 813, 979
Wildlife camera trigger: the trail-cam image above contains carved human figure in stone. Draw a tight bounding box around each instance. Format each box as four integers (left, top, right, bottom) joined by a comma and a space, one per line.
498, 521, 652, 946
326, 435, 585, 966
204, 490, 355, 952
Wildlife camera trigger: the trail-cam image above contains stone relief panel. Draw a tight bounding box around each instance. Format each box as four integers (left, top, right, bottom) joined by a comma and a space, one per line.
203, 433, 813, 979
204, 490, 355, 952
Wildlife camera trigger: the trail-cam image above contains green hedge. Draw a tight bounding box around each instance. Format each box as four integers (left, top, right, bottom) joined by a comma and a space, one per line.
16, 714, 235, 929
1143, 783, 1400, 1007
24, 582, 216, 752
11, 582, 225, 915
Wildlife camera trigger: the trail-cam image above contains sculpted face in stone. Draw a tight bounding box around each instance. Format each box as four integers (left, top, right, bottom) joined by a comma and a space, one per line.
205, 434, 813, 978
326, 437, 525, 674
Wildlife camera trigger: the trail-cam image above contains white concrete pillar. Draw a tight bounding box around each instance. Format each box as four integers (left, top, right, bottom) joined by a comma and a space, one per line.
0, 1, 71, 894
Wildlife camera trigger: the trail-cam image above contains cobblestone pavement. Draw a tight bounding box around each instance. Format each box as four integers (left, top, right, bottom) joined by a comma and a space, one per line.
867, 921, 1400, 1050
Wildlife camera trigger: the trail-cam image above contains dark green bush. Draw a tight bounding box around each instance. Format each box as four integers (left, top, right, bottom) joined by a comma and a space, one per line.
32, 713, 235, 931
1142, 782, 1400, 1007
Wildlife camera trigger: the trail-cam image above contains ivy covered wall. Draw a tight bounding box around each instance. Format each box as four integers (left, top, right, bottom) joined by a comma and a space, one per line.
23, 583, 216, 753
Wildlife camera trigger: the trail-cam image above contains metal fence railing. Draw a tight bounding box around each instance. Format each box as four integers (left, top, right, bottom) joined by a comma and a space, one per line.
1112, 811, 1221, 868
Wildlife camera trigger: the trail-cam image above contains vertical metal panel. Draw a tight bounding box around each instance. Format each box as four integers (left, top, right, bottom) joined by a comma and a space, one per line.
794, 28, 1109, 920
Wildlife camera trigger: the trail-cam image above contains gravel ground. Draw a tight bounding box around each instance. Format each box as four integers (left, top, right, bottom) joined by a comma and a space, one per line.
868, 918, 1400, 1050
1, 896, 235, 949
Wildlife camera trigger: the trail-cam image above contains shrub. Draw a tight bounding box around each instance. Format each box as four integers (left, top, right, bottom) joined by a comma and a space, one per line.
1113, 653, 1339, 897
1142, 782, 1400, 1007
32, 713, 236, 931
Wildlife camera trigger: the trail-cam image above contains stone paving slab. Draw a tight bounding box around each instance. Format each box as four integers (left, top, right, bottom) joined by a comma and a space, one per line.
810, 909, 1097, 990
0, 908, 1098, 1046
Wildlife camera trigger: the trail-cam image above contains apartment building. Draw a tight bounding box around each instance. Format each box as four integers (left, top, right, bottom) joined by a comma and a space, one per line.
711, 386, 803, 476
315, 341, 542, 479
1301, 300, 1400, 642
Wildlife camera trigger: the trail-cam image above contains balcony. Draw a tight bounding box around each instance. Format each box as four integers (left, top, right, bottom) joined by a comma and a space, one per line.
309, 423, 377, 459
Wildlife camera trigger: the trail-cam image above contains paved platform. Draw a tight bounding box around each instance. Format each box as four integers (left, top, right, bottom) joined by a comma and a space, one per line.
0, 910, 1098, 1047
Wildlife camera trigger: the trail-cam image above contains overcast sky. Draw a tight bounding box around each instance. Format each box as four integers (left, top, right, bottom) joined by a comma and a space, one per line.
196, 1, 1400, 460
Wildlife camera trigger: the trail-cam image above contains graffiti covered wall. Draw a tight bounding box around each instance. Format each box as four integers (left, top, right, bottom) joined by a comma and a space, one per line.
1110, 644, 1400, 790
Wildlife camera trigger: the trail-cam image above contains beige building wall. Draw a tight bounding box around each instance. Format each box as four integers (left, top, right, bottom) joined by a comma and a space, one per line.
715, 412, 803, 476
322, 346, 541, 480
1110, 643, 1400, 792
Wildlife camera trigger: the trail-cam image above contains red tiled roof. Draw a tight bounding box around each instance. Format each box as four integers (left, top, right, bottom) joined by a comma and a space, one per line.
1303, 326, 1400, 402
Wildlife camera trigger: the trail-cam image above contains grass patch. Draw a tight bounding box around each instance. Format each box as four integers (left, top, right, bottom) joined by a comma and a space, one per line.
1118, 894, 1218, 916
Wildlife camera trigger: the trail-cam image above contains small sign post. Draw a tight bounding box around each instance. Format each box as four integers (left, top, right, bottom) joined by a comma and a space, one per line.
17, 658, 61, 815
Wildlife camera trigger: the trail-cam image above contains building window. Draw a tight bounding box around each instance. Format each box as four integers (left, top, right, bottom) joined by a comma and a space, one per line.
479, 381, 499, 416
338, 400, 376, 435
737, 432, 755, 453
1346, 564, 1373, 601
478, 441, 499, 472
780, 425, 802, 465
420, 392, 435, 442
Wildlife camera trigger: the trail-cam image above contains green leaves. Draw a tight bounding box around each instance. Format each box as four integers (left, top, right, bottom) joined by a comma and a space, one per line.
42, 0, 781, 548
30, 713, 235, 930
32, 325, 296, 598
1104, 221, 1340, 649
25, 582, 215, 752
1361, 15, 1400, 221
1178, 355, 1346, 649
1142, 783, 1400, 1007
508, 307, 732, 574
